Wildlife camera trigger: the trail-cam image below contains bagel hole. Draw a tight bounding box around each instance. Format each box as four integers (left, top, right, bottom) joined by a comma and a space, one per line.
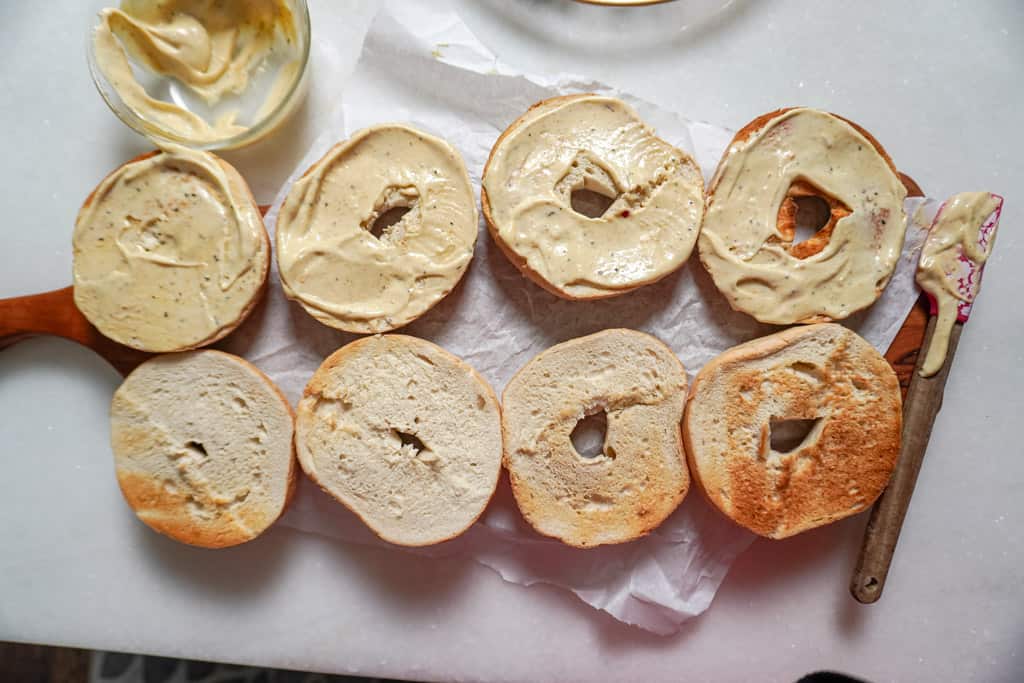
571, 410, 610, 459
559, 154, 620, 218
184, 441, 208, 457
370, 206, 412, 239
793, 195, 832, 244
570, 189, 617, 218
769, 418, 822, 454
394, 430, 427, 456
363, 185, 420, 241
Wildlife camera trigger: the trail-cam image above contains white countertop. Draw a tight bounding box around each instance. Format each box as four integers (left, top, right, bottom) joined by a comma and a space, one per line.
1, 1, 1022, 681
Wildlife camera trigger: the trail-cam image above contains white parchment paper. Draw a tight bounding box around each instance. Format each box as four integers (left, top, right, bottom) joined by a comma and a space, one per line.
221, 6, 933, 635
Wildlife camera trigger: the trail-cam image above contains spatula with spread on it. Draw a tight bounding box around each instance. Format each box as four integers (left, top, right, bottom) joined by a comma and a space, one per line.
851, 191, 1003, 603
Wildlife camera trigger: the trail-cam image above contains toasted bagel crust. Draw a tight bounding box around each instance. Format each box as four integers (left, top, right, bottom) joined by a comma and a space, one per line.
684, 324, 901, 539
111, 350, 296, 548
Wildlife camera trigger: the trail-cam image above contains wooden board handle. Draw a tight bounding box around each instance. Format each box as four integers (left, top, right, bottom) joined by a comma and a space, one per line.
1, 287, 84, 344
0, 286, 150, 376
850, 315, 963, 603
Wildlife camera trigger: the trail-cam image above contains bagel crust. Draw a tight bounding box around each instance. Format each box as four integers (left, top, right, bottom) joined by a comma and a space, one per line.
482, 95, 705, 300
684, 324, 902, 539
276, 125, 477, 333
501, 329, 690, 547
73, 147, 269, 352
110, 350, 297, 548
295, 335, 502, 546
698, 108, 908, 324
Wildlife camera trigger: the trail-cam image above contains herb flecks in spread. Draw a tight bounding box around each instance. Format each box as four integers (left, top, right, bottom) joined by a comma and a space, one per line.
483, 95, 705, 299
699, 108, 908, 324
72, 145, 267, 351
275, 125, 478, 334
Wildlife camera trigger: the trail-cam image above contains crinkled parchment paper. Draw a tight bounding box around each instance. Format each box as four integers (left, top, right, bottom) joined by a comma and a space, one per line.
222, 6, 933, 635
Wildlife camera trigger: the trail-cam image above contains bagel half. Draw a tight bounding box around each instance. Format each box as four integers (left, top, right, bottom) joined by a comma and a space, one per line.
276, 125, 478, 333
73, 148, 269, 352
501, 329, 689, 547
683, 323, 901, 539
295, 335, 502, 546
697, 107, 908, 324
110, 350, 296, 548
482, 94, 705, 300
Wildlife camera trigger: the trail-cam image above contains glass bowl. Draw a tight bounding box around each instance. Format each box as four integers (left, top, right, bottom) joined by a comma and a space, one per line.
480, 0, 735, 50
86, 0, 311, 151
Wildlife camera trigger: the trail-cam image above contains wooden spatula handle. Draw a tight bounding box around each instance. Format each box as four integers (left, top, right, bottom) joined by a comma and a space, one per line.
850, 315, 963, 603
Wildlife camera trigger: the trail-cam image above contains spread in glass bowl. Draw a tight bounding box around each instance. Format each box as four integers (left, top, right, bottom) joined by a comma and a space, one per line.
89, 0, 309, 149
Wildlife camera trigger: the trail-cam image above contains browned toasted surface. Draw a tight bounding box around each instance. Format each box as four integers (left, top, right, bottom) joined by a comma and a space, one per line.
775, 178, 852, 260
116, 470, 274, 549
684, 324, 901, 539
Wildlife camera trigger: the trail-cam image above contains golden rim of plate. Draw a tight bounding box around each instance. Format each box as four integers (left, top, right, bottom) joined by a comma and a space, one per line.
574, 0, 676, 6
